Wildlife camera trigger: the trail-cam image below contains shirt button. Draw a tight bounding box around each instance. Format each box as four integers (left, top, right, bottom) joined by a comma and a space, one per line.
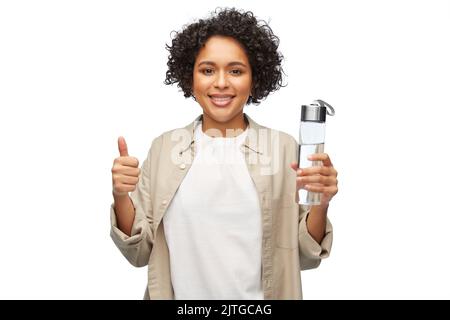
179, 163, 186, 170
162, 200, 168, 205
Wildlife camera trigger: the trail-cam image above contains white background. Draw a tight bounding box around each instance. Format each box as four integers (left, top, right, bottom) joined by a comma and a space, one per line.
1, 0, 449, 299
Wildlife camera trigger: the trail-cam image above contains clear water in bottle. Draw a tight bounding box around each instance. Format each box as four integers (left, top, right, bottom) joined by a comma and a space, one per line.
298, 143, 324, 205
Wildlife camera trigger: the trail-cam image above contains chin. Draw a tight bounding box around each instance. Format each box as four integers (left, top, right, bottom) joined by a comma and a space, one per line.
205, 106, 242, 121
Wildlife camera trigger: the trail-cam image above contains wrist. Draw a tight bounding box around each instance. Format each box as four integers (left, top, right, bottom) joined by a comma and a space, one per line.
113, 190, 129, 200
311, 202, 329, 216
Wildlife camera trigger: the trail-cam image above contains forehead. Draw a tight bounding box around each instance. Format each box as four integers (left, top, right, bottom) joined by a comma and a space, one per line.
195, 35, 250, 65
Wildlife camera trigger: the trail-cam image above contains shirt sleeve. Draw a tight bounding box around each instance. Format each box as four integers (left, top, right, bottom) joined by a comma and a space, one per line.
110, 136, 161, 267
298, 204, 333, 270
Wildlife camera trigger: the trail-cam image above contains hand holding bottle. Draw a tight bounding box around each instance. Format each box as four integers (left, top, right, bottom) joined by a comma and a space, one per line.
290, 152, 338, 206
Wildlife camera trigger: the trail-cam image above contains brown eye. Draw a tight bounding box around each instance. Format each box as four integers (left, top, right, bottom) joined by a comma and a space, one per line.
230, 69, 242, 75
202, 68, 214, 75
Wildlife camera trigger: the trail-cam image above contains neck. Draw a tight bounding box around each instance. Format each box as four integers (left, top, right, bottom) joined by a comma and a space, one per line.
201, 112, 248, 138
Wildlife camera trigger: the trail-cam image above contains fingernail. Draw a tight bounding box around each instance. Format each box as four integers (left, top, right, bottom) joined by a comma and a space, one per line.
297, 169, 302, 175
307, 155, 313, 160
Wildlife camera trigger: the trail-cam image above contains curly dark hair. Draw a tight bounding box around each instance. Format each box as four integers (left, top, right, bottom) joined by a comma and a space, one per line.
164, 8, 285, 105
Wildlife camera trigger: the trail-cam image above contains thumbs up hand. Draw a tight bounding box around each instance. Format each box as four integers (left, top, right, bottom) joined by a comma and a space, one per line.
111, 137, 140, 197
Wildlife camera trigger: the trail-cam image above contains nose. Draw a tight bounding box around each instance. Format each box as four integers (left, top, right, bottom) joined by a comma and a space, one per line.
213, 70, 229, 89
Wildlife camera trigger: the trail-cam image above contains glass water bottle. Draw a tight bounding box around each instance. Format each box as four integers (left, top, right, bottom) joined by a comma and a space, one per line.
298, 100, 335, 205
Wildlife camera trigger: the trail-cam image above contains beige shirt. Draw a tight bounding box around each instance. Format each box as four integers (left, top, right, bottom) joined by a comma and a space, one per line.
110, 113, 333, 299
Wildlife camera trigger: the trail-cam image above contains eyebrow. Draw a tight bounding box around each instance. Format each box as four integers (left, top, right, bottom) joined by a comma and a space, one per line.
197, 61, 248, 68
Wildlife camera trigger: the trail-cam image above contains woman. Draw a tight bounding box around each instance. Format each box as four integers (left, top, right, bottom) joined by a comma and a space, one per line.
110, 7, 338, 299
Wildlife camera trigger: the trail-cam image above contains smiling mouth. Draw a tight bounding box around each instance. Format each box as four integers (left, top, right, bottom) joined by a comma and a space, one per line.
208, 95, 235, 107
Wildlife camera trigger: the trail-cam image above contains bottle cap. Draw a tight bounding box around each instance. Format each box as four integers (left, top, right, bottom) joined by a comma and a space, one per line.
301, 100, 335, 122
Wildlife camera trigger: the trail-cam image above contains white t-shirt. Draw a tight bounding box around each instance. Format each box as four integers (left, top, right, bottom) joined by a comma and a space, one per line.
162, 121, 263, 300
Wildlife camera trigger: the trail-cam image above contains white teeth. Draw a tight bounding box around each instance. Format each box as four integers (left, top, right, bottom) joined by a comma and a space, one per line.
209, 95, 234, 106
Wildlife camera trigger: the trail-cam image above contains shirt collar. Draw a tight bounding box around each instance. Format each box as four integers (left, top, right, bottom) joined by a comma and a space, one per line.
180, 113, 264, 156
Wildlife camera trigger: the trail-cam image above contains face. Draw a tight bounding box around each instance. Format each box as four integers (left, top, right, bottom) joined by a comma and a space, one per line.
192, 35, 252, 132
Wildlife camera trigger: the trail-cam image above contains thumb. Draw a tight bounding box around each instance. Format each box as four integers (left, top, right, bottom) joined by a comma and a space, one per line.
118, 136, 129, 157
290, 162, 299, 171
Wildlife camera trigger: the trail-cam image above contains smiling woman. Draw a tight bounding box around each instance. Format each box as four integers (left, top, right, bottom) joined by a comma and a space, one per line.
164, 8, 284, 104
110, 7, 337, 300
164, 8, 284, 136
193, 36, 253, 136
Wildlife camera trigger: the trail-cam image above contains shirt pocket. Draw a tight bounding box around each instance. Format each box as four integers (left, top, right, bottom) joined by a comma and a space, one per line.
274, 194, 299, 249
